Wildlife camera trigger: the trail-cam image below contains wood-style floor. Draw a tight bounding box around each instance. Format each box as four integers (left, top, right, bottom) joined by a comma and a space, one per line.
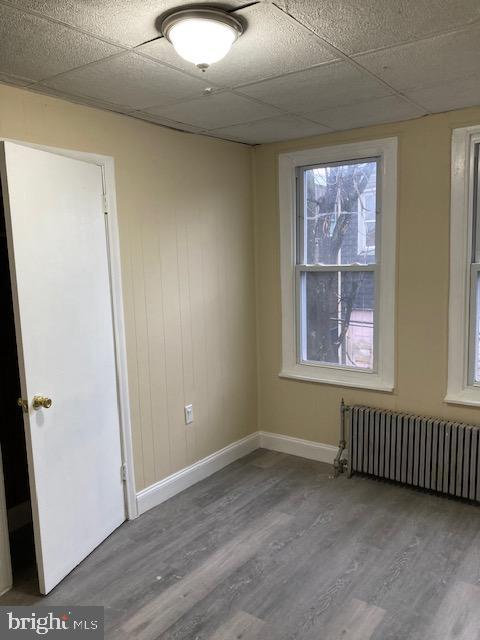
2, 449, 480, 639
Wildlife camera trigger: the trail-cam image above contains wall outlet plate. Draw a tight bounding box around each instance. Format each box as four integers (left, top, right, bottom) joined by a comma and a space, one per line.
184, 404, 193, 425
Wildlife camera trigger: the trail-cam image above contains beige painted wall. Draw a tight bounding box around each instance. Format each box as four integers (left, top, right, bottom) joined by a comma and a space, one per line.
254, 105, 480, 447
4, 81, 480, 491
0, 83, 257, 491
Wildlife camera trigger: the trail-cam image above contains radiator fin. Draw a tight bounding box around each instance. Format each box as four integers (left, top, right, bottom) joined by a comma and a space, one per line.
348, 406, 480, 502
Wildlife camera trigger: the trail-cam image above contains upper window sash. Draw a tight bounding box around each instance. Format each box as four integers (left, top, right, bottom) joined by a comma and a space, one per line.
471, 144, 480, 264
295, 157, 380, 268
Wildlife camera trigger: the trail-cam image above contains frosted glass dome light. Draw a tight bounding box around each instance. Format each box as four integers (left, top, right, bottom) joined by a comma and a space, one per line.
162, 9, 243, 70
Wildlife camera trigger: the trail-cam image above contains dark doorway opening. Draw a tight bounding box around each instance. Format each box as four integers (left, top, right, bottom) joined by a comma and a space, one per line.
0, 185, 37, 596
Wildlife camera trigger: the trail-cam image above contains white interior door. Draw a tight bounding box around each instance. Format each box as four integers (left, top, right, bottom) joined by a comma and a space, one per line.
0, 141, 126, 595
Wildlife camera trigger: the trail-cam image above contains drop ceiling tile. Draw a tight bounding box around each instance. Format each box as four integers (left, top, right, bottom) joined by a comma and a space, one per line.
210, 114, 331, 144
7, 0, 245, 47
238, 62, 392, 114
129, 111, 204, 133
41, 52, 211, 110
306, 95, 426, 130
204, 131, 250, 144
138, 3, 338, 88
356, 24, 480, 91
0, 3, 122, 82
143, 92, 282, 129
278, 0, 480, 54
405, 74, 480, 114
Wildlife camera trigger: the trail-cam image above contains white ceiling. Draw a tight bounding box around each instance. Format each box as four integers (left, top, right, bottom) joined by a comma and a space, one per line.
1, 0, 480, 144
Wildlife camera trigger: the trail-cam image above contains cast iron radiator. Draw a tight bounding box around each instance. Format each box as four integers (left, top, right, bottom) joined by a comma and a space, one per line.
347, 405, 480, 501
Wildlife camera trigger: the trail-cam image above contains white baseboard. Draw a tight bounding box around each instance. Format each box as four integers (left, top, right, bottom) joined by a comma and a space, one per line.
136, 430, 338, 515
136, 432, 260, 515
259, 431, 338, 464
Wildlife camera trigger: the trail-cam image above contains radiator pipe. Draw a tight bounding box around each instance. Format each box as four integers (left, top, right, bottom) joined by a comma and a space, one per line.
332, 399, 349, 477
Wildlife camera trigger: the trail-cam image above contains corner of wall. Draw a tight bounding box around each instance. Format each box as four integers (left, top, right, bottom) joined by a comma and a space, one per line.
250, 145, 263, 435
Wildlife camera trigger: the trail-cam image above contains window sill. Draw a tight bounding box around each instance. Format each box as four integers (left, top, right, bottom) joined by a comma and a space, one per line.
279, 366, 394, 392
444, 387, 480, 407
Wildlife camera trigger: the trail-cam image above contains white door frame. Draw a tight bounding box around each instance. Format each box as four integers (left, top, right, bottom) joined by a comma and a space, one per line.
0, 137, 137, 521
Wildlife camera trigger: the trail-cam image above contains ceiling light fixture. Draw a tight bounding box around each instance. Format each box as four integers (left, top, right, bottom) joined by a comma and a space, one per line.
161, 8, 243, 71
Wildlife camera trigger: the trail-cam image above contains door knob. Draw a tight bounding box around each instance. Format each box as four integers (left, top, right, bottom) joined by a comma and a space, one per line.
33, 395, 53, 410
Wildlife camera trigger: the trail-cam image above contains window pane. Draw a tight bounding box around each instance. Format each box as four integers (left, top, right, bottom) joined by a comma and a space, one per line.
472, 143, 480, 263
302, 270, 375, 369
475, 272, 480, 382
303, 160, 377, 265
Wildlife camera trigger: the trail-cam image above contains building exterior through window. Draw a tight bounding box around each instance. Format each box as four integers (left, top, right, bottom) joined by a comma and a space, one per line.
297, 160, 377, 370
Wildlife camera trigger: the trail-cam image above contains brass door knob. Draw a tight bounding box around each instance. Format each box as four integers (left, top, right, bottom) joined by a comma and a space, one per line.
33, 395, 52, 410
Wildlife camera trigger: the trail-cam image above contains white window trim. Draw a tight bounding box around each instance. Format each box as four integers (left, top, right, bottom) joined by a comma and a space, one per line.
446, 125, 480, 406
278, 138, 397, 391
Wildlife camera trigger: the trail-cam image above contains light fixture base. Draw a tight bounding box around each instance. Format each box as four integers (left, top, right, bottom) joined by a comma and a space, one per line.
161, 8, 244, 42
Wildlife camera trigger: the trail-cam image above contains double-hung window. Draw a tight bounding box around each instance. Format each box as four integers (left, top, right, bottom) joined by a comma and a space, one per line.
279, 139, 397, 391
447, 126, 480, 405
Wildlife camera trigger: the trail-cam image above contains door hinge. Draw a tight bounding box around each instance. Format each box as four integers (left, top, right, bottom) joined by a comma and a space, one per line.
121, 463, 127, 482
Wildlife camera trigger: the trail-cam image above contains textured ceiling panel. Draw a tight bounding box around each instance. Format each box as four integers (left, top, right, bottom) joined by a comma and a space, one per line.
0, 3, 121, 83
405, 75, 480, 114
210, 114, 330, 144
129, 111, 205, 133
2, 0, 480, 144
6, 0, 245, 47
305, 95, 426, 131
143, 91, 282, 129
138, 3, 338, 88
41, 52, 211, 110
238, 62, 392, 113
356, 24, 480, 91
278, 0, 480, 54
